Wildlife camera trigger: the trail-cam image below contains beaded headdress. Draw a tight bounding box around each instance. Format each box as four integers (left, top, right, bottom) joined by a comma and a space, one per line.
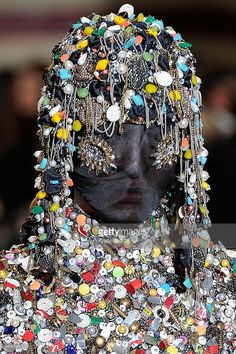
21, 3, 210, 250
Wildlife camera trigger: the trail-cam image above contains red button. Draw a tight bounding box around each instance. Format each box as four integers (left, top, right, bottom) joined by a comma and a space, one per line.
22, 330, 34, 342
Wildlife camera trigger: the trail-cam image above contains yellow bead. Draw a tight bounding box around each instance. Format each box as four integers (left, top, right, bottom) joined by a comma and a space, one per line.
51, 112, 61, 124
75, 246, 83, 255
169, 90, 182, 101
167, 345, 178, 354
118, 325, 127, 334
137, 13, 144, 22
146, 83, 157, 94
96, 59, 108, 71
104, 261, 113, 270
152, 246, 161, 258
72, 120, 82, 132
78, 283, 90, 296
192, 74, 198, 86
98, 300, 107, 310
186, 317, 194, 325
184, 149, 192, 159
202, 181, 210, 190
200, 205, 209, 215
114, 16, 126, 25
84, 26, 94, 36
148, 28, 158, 37
55, 297, 64, 306
0, 270, 8, 279
56, 128, 69, 140
75, 39, 88, 50
50, 203, 59, 212
149, 289, 158, 296
204, 260, 210, 267
221, 259, 230, 268
36, 191, 47, 199
91, 226, 100, 236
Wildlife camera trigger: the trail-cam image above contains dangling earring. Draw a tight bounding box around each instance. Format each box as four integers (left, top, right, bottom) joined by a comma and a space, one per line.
151, 133, 178, 169
77, 135, 117, 174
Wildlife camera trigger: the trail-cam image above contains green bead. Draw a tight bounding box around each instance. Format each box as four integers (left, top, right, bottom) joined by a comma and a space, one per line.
98, 27, 106, 36
28, 243, 36, 250
146, 15, 155, 23
143, 52, 153, 62
92, 15, 101, 23
32, 205, 44, 215
33, 320, 41, 334
125, 26, 133, 35
112, 266, 124, 278
200, 239, 209, 248
54, 53, 60, 61
178, 41, 192, 49
42, 97, 51, 107
90, 316, 102, 325
77, 87, 89, 98
39, 233, 47, 241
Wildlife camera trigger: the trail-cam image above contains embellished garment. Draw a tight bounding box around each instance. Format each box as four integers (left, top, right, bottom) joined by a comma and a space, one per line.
0, 205, 235, 354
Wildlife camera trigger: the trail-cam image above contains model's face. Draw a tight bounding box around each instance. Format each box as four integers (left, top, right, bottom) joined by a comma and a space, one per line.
73, 123, 176, 223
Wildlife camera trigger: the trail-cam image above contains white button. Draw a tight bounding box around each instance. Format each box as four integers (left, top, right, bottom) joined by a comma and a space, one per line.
154, 71, 173, 87
151, 346, 160, 354
37, 298, 53, 311
90, 285, 99, 294
107, 105, 120, 122
198, 336, 207, 345
7, 310, 16, 319
113, 285, 127, 299
24, 301, 32, 309
78, 314, 90, 328
82, 249, 91, 258
38, 328, 52, 343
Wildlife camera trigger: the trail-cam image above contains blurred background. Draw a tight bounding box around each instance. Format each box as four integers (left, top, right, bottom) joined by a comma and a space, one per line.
0, 0, 236, 249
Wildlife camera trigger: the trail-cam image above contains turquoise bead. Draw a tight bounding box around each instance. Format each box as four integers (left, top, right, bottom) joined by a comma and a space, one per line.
133, 95, 144, 106
59, 69, 72, 80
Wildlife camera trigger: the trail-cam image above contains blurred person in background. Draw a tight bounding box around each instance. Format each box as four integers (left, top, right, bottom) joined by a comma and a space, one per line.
202, 69, 236, 223
0, 64, 45, 248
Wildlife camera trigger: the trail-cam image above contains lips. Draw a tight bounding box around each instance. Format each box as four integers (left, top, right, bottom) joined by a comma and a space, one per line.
120, 186, 144, 204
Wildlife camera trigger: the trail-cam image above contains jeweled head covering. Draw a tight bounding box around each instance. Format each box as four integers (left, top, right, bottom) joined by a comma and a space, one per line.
23, 3, 211, 248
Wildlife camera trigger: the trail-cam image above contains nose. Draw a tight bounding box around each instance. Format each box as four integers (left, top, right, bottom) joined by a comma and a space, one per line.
124, 147, 141, 179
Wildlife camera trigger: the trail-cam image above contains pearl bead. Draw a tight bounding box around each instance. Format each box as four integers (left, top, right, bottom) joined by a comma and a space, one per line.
63, 83, 74, 95
50, 160, 57, 167
118, 50, 126, 59
53, 195, 60, 203
124, 98, 131, 109
97, 95, 104, 103
126, 89, 135, 98
55, 217, 65, 228
178, 118, 189, 129
202, 170, 209, 181
116, 63, 127, 75
38, 227, 45, 234
64, 60, 74, 70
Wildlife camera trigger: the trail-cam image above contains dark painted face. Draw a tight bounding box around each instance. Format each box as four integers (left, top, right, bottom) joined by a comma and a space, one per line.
73, 123, 176, 223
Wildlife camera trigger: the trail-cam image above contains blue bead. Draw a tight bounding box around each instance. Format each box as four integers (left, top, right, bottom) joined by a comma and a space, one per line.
187, 197, 193, 205
124, 37, 135, 49
50, 180, 59, 185
161, 283, 170, 293
177, 63, 188, 72
63, 224, 70, 231
183, 277, 192, 289
133, 95, 144, 106
72, 23, 82, 30
59, 69, 72, 80
174, 33, 182, 41
4, 326, 15, 334
40, 157, 47, 169
153, 20, 164, 30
